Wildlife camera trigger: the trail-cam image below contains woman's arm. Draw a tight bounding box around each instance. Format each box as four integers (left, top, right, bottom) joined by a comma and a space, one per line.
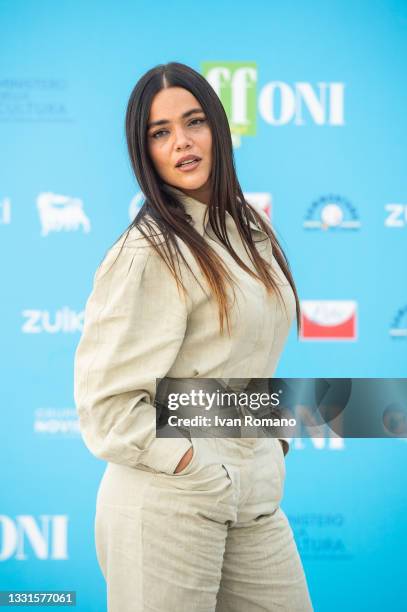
73, 240, 192, 474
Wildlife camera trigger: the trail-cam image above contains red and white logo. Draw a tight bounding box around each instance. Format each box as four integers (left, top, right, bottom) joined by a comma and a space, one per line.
244, 193, 272, 220
300, 300, 357, 340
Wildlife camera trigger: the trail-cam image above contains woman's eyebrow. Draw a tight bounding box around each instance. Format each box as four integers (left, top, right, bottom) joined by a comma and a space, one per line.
147, 107, 203, 129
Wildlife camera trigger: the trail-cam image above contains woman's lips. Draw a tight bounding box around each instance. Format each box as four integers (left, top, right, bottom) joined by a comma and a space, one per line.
176, 159, 201, 172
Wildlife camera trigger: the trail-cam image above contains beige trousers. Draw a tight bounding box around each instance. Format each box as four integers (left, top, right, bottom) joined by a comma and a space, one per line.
94, 436, 314, 611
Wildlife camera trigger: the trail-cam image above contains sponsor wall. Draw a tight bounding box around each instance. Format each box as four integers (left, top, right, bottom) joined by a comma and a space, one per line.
1, 1, 406, 611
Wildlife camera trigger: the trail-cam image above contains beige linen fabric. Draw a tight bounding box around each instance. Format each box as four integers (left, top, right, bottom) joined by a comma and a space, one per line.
74, 184, 295, 473
94, 436, 313, 611
74, 184, 314, 610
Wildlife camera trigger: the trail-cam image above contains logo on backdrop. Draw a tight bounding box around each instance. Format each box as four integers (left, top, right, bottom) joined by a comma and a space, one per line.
0, 515, 68, 560
34, 408, 80, 436
201, 62, 345, 147
0, 78, 72, 123
22, 308, 84, 333
243, 192, 272, 220
384, 204, 407, 228
0, 197, 11, 224
288, 512, 353, 561
300, 300, 358, 341
303, 195, 360, 230
129, 191, 145, 221
389, 305, 407, 339
36, 192, 91, 236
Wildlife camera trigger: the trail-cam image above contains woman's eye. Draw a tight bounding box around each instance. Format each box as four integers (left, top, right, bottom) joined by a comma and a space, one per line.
151, 118, 206, 139
190, 118, 206, 126
151, 129, 168, 139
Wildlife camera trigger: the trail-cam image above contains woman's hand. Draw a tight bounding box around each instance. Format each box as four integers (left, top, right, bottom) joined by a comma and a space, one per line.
173, 446, 194, 473
279, 439, 288, 456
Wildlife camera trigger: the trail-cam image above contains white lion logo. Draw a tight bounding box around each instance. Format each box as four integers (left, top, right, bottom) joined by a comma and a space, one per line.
37, 192, 91, 236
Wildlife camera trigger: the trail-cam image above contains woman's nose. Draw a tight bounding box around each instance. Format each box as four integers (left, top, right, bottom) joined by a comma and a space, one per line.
174, 126, 192, 149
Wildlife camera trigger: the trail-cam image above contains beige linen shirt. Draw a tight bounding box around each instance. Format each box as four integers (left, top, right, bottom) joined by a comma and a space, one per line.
74, 184, 296, 474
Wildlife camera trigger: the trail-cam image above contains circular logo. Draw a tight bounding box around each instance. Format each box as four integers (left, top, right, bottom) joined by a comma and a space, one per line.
321, 203, 344, 227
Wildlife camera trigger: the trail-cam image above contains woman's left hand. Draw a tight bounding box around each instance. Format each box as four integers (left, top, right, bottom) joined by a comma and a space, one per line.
279, 439, 288, 456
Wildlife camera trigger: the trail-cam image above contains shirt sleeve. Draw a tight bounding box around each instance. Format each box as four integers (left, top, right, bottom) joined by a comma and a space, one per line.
73, 241, 193, 474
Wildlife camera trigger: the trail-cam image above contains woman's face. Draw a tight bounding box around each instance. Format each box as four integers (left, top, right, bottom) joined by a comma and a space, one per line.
147, 87, 212, 200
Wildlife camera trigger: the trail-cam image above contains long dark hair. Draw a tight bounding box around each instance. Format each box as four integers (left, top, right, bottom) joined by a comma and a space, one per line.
111, 61, 301, 336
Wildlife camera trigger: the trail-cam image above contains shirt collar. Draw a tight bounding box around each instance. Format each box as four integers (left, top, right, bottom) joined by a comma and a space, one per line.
162, 183, 209, 235
162, 183, 267, 238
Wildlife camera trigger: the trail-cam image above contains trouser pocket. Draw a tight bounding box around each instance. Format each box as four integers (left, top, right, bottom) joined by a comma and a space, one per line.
169, 438, 200, 476
157, 438, 234, 497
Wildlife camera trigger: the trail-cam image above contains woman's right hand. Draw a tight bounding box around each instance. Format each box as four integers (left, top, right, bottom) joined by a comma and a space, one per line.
173, 447, 194, 473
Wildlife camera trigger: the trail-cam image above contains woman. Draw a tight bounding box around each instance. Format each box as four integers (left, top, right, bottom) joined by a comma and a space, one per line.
74, 61, 313, 611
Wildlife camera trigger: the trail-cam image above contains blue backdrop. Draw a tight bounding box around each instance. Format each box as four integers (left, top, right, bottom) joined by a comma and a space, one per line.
1, 1, 406, 610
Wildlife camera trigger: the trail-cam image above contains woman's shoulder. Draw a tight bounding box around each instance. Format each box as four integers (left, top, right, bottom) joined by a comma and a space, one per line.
111, 221, 160, 250
105, 215, 171, 257
95, 220, 174, 285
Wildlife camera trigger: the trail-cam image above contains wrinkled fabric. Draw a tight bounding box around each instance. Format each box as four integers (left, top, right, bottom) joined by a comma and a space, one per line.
95, 437, 313, 611
74, 184, 296, 474
74, 184, 313, 611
